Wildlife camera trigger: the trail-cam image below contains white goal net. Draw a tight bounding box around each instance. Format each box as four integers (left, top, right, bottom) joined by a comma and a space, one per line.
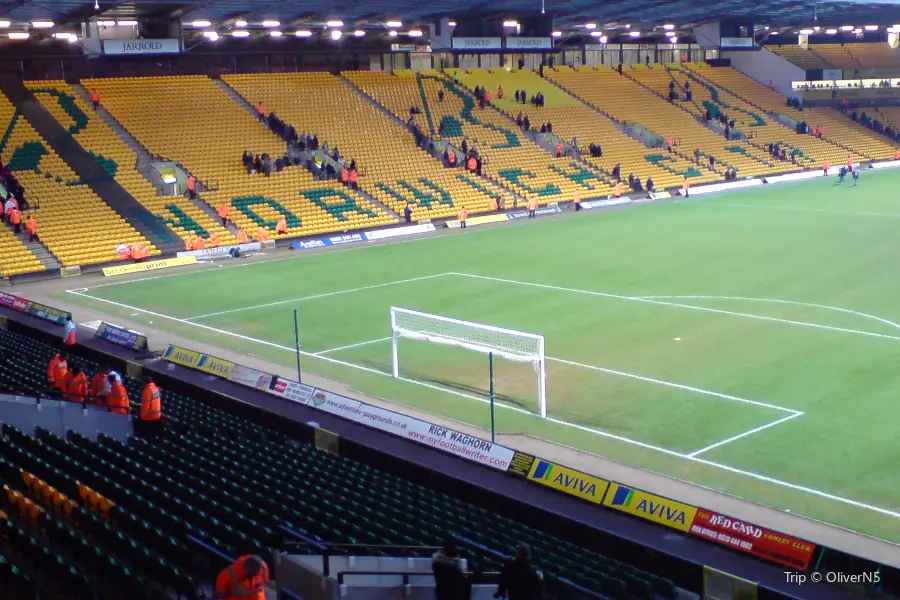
390, 306, 547, 417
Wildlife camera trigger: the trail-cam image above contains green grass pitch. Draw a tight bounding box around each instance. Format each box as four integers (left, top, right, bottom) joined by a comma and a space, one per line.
61, 168, 900, 544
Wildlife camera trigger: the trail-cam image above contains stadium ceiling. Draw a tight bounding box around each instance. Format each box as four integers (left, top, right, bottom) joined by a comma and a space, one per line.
4, 0, 900, 31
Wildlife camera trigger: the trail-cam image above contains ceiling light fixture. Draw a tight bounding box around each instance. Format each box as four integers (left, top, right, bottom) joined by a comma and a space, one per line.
853, 28, 862, 33
0, 20, 10, 28
326, 20, 343, 27
670, 36, 678, 43
448, 20, 457, 27
330, 29, 342, 40
624, 23, 631, 29
388, 30, 398, 37
665, 31, 676, 37
551, 30, 562, 37
295, 29, 312, 37
203, 31, 219, 40
386, 20, 402, 27
408, 29, 423, 37
663, 24, 675, 30
840, 25, 854, 31
865, 25, 878, 31
600, 35, 608, 43
32, 21, 54, 28
589, 31, 602, 37
585, 23, 596, 29
191, 20, 211, 27
118, 20, 137, 26
353, 29, 365, 37
813, 26, 820, 31
261, 20, 280, 27
232, 30, 250, 37
97, 20, 115, 26
799, 29, 814, 34
8, 32, 30, 38
503, 20, 518, 27
825, 28, 837, 34
269, 30, 283, 37
234, 20, 247, 27
629, 30, 640, 37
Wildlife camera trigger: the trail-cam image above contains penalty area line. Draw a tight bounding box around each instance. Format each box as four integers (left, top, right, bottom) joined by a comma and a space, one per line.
686, 411, 805, 458
313, 337, 392, 356
60, 289, 900, 521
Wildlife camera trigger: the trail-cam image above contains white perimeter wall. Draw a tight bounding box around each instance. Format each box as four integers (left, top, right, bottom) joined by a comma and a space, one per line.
722, 46, 806, 99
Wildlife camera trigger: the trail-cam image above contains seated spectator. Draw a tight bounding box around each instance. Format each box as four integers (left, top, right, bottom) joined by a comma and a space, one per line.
646, 177, 654, 192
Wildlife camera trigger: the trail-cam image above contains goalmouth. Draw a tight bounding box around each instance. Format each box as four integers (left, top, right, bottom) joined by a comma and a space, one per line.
390, 306, 547, 418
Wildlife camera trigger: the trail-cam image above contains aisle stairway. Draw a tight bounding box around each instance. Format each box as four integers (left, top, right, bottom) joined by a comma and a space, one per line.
84, 75, 395, 238
0, 79, 181, 256
0, 91, 156, 267
0, 328, 678, 600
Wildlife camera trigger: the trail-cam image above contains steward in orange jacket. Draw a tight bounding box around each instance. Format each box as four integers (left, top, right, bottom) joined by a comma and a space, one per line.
217, 203, 229, 226
236, 229, 249, 244
64, 367, 88, 403
48, 352, 68, 391
91, 367, 109, 404
208, 231, 220, 247
106, 376, 130, 416
215, 555, 269, 600
140, 379, 162, 421
275, 217, 287, 235
257, 227, 270, 242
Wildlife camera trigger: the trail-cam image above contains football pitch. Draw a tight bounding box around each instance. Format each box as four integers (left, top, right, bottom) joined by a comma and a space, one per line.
60, 169, 900, 545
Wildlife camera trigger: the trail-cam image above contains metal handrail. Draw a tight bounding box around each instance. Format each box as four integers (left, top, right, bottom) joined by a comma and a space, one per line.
337, 570, 500, 586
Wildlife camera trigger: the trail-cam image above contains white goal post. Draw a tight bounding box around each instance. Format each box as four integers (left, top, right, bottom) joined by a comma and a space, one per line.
390, 306, 547, 418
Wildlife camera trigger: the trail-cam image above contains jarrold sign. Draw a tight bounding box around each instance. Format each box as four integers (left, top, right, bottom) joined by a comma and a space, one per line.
104, 39, 181, 55
451, 37, 502, 50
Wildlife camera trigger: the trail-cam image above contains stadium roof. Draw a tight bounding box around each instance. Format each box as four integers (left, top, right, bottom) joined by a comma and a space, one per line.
3, 0, 900, 32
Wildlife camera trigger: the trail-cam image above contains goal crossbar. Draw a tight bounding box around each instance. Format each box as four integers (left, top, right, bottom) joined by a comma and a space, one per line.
390, 306, 547, 417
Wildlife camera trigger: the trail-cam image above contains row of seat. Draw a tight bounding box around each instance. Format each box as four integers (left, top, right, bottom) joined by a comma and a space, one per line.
81, 75, 395, 237
0, 91, 154, 267
0, 328, 675, 599
26, 80, 232, 248
770, 43, 900, 70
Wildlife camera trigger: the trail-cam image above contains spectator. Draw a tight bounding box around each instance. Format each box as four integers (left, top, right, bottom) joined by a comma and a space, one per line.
433, 540, 470, 600
438, 89, 445, 102
518, 57, 525, 70
404, 204, 413, 223
495, 545, 543, 600
646, 177, 654, 192
89, 89, 101, 110
612, 163, 621, 180
546, 121, 552, 132
523, 115, 530, 131
540, 123, 547, 134
516, 112, 523, 127
216, 555, 269, 600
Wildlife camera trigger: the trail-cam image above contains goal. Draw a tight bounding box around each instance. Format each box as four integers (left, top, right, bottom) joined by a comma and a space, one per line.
390, 306, 547, 417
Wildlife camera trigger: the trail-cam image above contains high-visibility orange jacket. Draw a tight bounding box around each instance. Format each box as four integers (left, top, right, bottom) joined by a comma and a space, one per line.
488, 197, 498, 211
255, 102, 265, 116
847, 156, 853, 168
65, 372, 88, 403
349, 169, 358, 184
194, 237, 206, 250
275, 218, 287, 234
187, 176, 197, 191
9, 210, 21, 225
895, 150, 900, 160
217, 204, 229, 219
90, 372, 107, 402
340, 168, 349, 183
140, 383, 162, 421
467, 157, 476, 171
823, 160, 830, 171
257, 228, 270, 242
25, 216, 36, 234
448, 151, 456, 165
527, 199, 539, 211
458, 208, 469, 222
209, 231, 220, 247
614, 183, 623, 198
555, 143, 563, 156
89, 90, 100, 103
215, 556, 269, 600
236, 229, 249, 244
184, 235, 195, 251
107, 382, 130, 416
48, 355, 67, 390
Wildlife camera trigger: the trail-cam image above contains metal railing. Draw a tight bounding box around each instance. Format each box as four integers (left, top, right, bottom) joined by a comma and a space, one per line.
337, 570, 501, 586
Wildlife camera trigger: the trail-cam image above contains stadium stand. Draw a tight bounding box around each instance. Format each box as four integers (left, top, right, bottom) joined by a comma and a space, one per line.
548, 67, 781, 178
432, 67, 716, 189
0, 92, 154, 267
667, 64, 859, 167
344, 69, 615, 203
223, 72, 505, 221
766, 45, 833, 69
0, 227, 43, 278
0, 327, 678, 599
82, 75, 394, 239
843, 43, 900, 68
808, 44, 860, 70
656, 66, 898, 161
24, 80, 234, 247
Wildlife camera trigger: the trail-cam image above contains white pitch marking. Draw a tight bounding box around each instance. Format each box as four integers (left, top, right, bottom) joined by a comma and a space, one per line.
690, 200, 900, 220
548, 356, 797, 414
687, 411, 805, 457
452, 272, 900, 342
313, 337, 392, 356
184, 273, 451, 321
635, 295, 900, 332
61, 289, 900, 520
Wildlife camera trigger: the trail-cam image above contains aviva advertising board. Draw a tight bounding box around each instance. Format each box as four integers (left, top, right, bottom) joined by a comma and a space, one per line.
603, 482, 697, 532
527, 459, 609, 504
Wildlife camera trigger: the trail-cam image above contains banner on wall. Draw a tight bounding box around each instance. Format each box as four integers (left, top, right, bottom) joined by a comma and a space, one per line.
505, 37, 552, 50
95, 322, 148, 351
451, 37, 502, 50
103, 38, 181, 55
603, 482, 697, 532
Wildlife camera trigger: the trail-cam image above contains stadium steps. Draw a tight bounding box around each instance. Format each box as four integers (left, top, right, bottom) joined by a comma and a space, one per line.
0, 80, 183, 256
217, 76, 401, 223
73, 83, 235, 237
341, 74, 526, 206
8, 230, 60, 270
